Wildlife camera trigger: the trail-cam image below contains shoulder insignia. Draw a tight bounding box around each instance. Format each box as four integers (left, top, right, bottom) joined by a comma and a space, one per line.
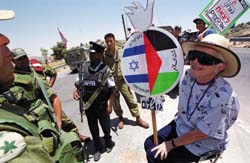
0, 131, 26, 162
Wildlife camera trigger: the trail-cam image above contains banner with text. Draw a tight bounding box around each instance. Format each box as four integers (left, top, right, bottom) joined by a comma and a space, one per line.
200, 0, 250, 34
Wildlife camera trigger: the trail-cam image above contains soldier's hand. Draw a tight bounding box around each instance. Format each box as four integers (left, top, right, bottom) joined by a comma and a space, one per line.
73, 88, 80, 100
57, 120, 62, 130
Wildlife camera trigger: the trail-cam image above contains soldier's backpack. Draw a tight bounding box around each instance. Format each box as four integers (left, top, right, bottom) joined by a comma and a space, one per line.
0, 108, 85, 163
35, 75, 85, 163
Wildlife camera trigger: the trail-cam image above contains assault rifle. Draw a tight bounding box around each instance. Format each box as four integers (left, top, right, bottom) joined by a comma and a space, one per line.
78, 60, 85, 123
75, 45, 89, 123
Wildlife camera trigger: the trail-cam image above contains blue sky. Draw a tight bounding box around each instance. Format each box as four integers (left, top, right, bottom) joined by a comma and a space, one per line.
1, 0, 249, 57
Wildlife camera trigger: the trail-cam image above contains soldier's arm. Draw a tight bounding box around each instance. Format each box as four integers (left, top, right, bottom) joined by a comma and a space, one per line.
44, 66, 57, 87
48, 74, 57, 87
50, 94, 62, 129
38, 78, 63, 129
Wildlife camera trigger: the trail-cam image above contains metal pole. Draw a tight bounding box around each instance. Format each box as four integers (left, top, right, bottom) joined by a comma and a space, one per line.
121, 14, 128, 40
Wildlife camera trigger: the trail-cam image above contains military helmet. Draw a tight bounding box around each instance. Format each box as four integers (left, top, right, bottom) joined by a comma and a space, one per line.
12, 48, 28, 60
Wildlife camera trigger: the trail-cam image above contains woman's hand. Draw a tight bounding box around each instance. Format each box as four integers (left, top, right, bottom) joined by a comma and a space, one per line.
151, 141, 173, 160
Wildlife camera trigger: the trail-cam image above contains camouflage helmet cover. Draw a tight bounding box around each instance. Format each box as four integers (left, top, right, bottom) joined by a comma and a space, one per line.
12, 48, 28, 60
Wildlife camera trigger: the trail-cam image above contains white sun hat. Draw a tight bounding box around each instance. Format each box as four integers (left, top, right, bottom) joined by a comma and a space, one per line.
0, 10, 15, 20
181, 34, 241, 78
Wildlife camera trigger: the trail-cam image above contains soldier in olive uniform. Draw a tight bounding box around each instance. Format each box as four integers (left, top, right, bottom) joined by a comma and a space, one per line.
12, 48, 91, 142
0, 33, 84, 163
103, 33, 149, 129
73, 42, 115, 161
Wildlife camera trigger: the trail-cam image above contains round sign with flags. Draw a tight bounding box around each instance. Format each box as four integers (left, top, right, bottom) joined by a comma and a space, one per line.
121, 27, 184, 97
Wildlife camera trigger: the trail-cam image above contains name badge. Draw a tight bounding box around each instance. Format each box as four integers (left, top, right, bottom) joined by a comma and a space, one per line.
84, 80, 96, 86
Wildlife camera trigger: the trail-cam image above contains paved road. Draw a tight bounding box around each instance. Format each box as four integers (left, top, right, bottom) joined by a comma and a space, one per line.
54, 47, 250, 163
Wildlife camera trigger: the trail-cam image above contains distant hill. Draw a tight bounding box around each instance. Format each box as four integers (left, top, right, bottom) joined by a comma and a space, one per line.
225, 22, 250, 48
225, 21, 250, 37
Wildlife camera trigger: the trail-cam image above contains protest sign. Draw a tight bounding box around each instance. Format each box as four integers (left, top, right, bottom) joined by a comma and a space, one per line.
200, 0, 250, 33
121, 27, 184, 97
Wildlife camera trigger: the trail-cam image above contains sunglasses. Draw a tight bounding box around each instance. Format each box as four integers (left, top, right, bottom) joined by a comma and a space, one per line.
187, 50, 223, 65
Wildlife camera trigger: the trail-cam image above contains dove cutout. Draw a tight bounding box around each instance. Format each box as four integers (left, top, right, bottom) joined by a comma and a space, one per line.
125, 0, 155, 32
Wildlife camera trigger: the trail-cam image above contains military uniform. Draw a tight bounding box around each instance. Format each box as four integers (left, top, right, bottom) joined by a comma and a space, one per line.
34, 68, 78, 134
13, 68, 79, 134
0, 34, 84, 162
12, 48, 79, 135
103, 47, 140, 117
0, 73, 84, 163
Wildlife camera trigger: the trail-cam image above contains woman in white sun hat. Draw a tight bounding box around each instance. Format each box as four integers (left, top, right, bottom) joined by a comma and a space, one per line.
144, 34, 241, 162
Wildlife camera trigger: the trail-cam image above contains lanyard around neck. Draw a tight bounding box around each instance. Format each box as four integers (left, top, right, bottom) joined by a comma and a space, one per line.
186, 80, 214, 121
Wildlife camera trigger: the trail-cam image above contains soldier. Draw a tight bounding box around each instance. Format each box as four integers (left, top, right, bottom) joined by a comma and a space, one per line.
11, 48, 91, 142
73, 41, 115, 161
103, 33, 149, 129
0, 33, 86, 162
12, 50, 57, 87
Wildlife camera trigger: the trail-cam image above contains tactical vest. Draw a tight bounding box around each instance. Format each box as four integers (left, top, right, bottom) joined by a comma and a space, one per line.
82, 62, 110, 105
0, 73, 85, 163
0, 74, 54, 122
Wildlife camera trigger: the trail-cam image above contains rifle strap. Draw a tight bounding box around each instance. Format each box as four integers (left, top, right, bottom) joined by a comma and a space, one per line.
84, 66, 111, 110
35, 76, 59, 130
78, 62, 84, 122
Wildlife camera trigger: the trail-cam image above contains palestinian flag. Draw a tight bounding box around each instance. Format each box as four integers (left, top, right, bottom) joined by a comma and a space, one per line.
121, 27, 184, 97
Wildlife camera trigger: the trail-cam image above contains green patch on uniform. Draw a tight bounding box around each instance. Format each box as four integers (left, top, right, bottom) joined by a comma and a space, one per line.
0, 141, 17, 154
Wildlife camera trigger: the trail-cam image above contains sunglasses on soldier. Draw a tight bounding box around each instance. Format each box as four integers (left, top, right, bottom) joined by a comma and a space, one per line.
187, 50, 223, 66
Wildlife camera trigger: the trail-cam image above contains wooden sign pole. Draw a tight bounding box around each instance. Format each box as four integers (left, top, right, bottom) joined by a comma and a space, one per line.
151, 110, 158, 145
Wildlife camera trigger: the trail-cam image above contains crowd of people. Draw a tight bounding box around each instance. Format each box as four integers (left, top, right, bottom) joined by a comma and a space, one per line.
166, 17, 216, 43
0, 10, 241, 163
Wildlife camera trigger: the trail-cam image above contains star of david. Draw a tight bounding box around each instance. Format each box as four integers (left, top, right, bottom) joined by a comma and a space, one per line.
129, 59, 139, 72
